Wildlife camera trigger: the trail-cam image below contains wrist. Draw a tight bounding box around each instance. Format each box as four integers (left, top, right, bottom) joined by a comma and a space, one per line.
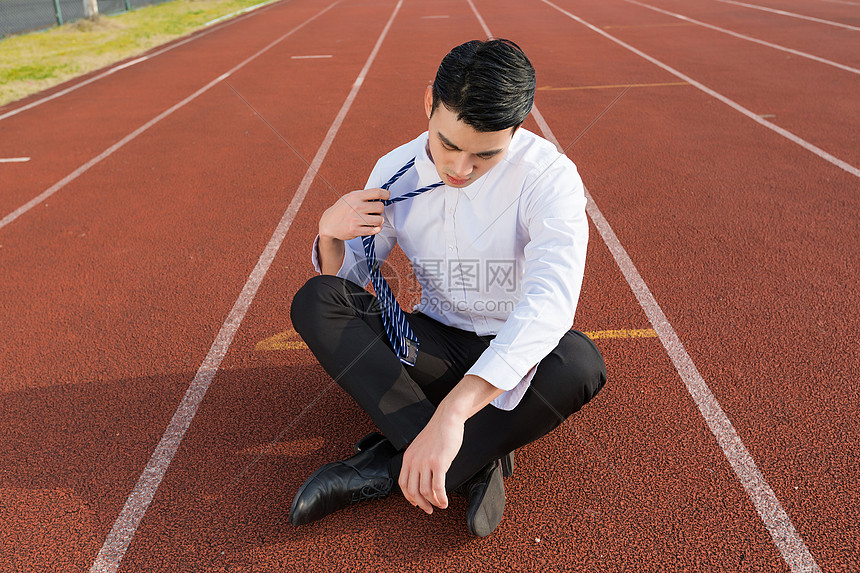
436, 397, 470, 426
318, 229, 342, 243
317, 234, 345, 275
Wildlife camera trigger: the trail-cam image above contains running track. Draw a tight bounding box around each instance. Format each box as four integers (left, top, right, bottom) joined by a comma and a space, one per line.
0, 0, 857, 571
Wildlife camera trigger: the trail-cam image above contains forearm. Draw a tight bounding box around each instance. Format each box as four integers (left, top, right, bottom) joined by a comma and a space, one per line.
436, 374, 505, 425
317, 235, 345, 276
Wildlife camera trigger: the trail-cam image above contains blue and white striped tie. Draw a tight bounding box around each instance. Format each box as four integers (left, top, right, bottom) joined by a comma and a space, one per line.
362, 157, 443, 366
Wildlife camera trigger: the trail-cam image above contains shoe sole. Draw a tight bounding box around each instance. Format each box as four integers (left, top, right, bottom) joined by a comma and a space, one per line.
466, 463, 505, 537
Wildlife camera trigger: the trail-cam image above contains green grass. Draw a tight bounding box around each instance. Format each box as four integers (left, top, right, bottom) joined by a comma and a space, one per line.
0, 0, 277, 107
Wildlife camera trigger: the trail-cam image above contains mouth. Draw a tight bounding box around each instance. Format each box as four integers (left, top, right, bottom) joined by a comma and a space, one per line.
446, 174, 469, 186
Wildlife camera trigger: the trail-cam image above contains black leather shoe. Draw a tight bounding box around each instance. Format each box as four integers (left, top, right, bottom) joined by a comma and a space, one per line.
289, 437, 396, 526
465, 459, 506, 537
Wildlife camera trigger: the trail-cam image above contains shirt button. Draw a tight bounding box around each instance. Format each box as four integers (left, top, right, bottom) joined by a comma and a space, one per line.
448, 245, 454, 251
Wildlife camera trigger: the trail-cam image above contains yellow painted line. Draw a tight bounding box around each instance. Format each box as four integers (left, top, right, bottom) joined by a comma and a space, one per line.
603, 22, 694, 30
583, 329, 657, 339
538, 82, 689, 92
255, 327, 658, 351
255, 329, 308, 351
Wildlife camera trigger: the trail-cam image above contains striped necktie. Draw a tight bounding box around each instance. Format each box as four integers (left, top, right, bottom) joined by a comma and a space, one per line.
362, 157, 443, 366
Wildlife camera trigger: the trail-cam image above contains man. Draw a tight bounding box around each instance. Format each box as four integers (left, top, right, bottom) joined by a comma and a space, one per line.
289, 39, 606, 537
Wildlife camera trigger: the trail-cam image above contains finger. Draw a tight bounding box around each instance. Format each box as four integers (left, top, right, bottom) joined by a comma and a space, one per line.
398, 468, 414, 507
401, 464, 421, 509
431, 468, 448, 510
337, 191, 381, 216
362, 187, 390, 201
351, 219, 383, 237
411, 469, 434, 515
359, 226, 383, 236
419, 468, 435, 514
357, 214, 384, 228
356, 202, 385, 220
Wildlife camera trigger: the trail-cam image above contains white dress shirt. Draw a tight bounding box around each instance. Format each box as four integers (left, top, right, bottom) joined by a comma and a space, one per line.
312, 128, 588, 410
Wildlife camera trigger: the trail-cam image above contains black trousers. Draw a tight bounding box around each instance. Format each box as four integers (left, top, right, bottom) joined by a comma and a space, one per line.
290, 275, 607, 490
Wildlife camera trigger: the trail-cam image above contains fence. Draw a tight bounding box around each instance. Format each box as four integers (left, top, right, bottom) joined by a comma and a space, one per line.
0, 0, 170, 38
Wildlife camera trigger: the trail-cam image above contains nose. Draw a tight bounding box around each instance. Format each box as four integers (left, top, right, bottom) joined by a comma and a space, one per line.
451, 153, 474, 178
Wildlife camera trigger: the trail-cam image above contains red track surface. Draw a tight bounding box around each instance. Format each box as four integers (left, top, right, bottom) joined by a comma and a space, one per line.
1, 0, 857, 571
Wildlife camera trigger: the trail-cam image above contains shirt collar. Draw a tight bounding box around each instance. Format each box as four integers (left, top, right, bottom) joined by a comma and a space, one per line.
415, 132, 440, 185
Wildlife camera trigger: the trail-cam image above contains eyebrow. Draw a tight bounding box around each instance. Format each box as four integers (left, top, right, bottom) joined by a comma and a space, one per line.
437, 131, 504, 158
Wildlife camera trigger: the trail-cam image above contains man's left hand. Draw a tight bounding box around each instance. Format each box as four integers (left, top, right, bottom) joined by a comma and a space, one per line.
397, 373, 503, 514
398, 408, 465, 514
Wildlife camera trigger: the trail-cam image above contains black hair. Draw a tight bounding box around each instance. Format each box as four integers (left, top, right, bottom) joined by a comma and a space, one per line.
431, 39, 536, 132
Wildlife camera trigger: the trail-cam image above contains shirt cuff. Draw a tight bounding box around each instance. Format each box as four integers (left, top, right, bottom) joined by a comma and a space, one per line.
490, 365, 536, 411
465, 346, 532, 392
312, 234, 357, 279
311, 234, 323, 274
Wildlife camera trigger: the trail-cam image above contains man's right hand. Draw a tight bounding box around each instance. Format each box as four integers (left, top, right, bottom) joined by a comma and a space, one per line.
319, 187, 391, 241
317, 188, 390, 275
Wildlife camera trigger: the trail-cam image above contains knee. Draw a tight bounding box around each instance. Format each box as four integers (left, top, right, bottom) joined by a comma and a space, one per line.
570, 331, 607, 400
535, 330, 607, 416
289, 274, 346, 335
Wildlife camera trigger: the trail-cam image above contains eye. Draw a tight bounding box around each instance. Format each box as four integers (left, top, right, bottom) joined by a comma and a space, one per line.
477, 153, 496, 160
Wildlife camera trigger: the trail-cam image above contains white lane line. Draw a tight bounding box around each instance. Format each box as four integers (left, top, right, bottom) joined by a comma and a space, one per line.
709, 0, 860, 31
540, 0, 859, 179
468, 1, 822, 572
626, 0, 860, 75
546, 82, 826, 573
468, 0, 492, 36
582, 184, 824, 573
291, 54, 334, 59
0, 55, 141, 121
0, 1, 289, 122
113, 56, 150, 72
87, 1, 403, 572
0, 2, 340, 234
204, 0, 278, 26
819, 0, 860, 5
0, 157, 31, 163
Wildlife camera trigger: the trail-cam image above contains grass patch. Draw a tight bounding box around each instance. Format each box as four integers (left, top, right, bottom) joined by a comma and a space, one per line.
0, 0, 277, 107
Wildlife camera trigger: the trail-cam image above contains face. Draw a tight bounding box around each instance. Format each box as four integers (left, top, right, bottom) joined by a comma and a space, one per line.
424, 86, 515, 188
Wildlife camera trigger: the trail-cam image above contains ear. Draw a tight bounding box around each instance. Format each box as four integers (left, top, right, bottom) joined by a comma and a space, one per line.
424, 85, 433, 119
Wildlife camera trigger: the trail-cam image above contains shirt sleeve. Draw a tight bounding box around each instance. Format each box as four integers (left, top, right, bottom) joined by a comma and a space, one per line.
309, 156, 399, 287
466, 159, 589, 392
